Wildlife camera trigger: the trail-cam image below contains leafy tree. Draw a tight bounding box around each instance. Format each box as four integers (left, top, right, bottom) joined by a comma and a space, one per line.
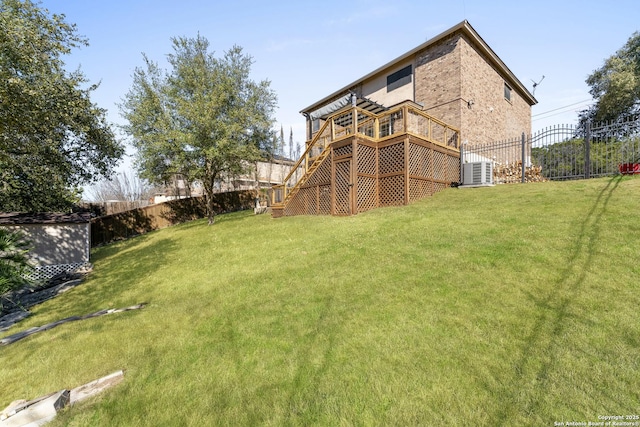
581, 31, 640, 123
0, 0, 124, 212
120, 35, 277, 224
532, 137, 631, 179
0, 228, 32, 295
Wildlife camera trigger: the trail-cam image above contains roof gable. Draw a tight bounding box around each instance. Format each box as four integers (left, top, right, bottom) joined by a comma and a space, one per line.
301, 20, 537, 115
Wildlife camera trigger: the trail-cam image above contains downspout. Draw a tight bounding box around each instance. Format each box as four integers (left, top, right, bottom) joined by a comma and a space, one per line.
303, 112, 312, 144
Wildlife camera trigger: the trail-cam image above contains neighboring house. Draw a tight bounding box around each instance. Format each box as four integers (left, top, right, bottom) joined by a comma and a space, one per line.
213, 157, 295, 193
150, 158, 294, 204
0, 212, 91, 282
273, 20, 536, 217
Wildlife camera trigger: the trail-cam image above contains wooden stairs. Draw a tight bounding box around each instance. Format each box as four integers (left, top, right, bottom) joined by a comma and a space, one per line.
282, 145, 331, 204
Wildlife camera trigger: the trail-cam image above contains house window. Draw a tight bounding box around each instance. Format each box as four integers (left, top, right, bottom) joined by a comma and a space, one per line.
387, 65, 412, 92
312, 118, 320, 133
504, 82, 512, 102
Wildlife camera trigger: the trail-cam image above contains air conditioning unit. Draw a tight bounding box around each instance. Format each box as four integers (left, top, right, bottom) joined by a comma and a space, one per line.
463, 161, 493, 186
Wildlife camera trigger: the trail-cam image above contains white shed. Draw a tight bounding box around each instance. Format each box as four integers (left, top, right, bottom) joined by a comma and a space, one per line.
0, 212, 91, 282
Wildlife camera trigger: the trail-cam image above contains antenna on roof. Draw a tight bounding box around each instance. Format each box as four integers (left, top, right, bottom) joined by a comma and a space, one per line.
531, 75, 545, 96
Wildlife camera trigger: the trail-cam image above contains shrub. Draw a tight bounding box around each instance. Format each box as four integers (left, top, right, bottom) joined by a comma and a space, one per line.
0, 228, 33, 295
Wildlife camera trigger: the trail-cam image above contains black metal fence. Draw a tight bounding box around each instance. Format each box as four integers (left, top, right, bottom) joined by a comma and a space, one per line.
462, 115, 640, 183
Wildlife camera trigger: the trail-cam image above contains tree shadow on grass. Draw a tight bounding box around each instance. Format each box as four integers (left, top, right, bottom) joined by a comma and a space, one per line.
34, 235, 179, 322
486, 175, 623, 425
91, 232, 155, 262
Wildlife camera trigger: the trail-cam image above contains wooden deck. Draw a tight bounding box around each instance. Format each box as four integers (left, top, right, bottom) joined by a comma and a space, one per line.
272, 102, 460, 217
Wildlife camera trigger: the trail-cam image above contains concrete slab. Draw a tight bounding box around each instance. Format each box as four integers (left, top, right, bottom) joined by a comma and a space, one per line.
0, 390, 69, 427
70, 370, 124, 404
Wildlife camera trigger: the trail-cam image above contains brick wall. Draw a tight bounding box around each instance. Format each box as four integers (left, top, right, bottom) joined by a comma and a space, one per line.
459, 34, 531, 144
415, 34, 463, 133
413, 32, 531, 145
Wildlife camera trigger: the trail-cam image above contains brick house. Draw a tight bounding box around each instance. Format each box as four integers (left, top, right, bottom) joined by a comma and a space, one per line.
303, 20, 536, 146
272, 20, 536, 217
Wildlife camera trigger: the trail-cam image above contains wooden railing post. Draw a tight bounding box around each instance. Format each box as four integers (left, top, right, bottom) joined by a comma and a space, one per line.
352, 106, 358, 135
330, 118, 335, 144
402, 105, 408, 133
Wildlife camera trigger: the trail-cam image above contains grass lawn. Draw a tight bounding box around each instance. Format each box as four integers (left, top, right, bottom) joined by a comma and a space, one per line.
1, 176, 639, 426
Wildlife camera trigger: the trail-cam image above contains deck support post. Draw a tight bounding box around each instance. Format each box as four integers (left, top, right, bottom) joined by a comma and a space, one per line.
404, 137, 410, 204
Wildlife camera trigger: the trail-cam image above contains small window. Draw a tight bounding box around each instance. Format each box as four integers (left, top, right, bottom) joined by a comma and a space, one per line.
387, 65, 412, 92
312, 118, 320, 133
504, 83, 512, 102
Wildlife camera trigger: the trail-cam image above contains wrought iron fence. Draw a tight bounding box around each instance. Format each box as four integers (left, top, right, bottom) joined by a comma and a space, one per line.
462, 115, 640, 183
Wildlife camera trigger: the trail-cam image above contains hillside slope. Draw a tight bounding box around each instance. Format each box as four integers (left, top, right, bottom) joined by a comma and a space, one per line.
1, 176, 639, 426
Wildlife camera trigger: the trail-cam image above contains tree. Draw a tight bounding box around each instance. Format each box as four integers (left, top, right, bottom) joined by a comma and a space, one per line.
88, 171, 157, 202
0, 0, 124, 212
120, 35, 277, 224
582, 31, 640, 123
0, 228, 32, 295
289, 126, 295, 159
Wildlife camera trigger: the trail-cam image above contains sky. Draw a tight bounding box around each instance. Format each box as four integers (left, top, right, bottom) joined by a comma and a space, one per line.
37, 0, 640, 175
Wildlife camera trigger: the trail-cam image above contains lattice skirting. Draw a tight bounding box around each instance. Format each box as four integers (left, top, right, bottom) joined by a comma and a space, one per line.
357, 175, 378, 212
318, 185, 331, 214
25, 262, 92, 283
278, 135, 460, 217
379, 175, 405, 206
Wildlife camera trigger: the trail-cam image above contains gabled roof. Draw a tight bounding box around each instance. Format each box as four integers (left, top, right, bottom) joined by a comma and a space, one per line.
0, 212, 91, 225
301, 20, 537, 115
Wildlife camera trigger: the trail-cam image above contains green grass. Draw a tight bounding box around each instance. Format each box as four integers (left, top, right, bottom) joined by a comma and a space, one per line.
1, 176, 639, 426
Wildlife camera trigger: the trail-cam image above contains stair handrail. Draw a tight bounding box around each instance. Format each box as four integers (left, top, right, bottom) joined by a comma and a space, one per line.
273, 105, 372, 204
271, 118, 332, 205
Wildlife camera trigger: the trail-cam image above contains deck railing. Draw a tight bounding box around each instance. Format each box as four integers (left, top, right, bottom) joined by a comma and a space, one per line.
272, 101, 460, 206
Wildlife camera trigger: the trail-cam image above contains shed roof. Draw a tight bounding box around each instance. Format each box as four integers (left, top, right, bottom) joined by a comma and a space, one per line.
0, 212, 92, 225
300, 20, 537, 115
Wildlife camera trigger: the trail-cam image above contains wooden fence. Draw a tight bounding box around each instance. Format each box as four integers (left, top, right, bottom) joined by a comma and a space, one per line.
91, 191, 255, 247
80, 200, 150, 216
